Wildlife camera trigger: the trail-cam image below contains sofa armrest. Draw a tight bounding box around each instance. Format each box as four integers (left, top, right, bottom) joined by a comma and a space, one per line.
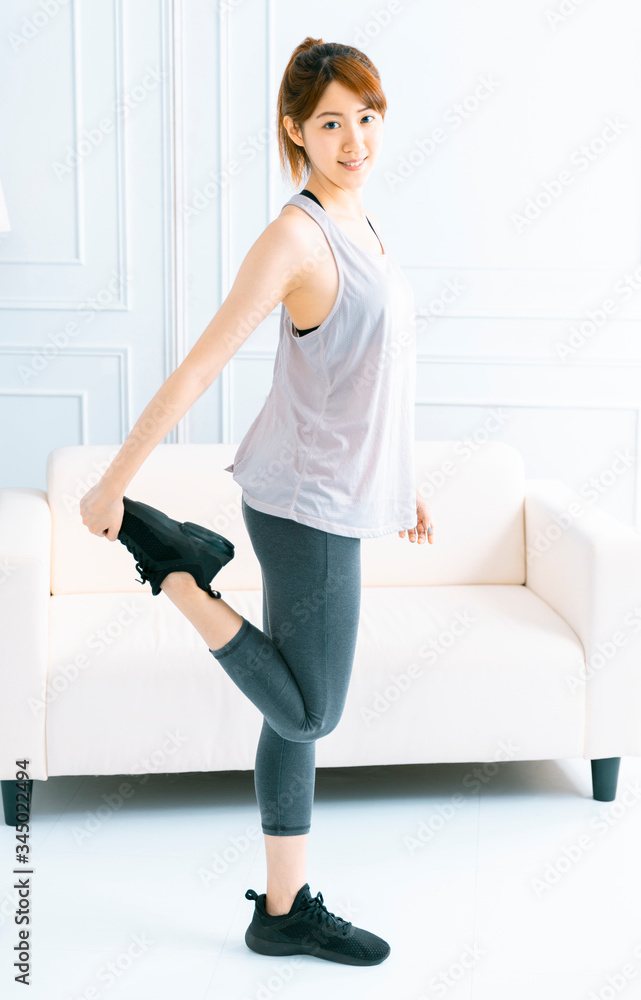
0, 489, 51, 780
524, 478, 641, 758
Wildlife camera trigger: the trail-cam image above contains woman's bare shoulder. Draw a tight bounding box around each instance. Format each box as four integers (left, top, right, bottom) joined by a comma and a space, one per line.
278, 201, 322, 232
247, 203, 320, 260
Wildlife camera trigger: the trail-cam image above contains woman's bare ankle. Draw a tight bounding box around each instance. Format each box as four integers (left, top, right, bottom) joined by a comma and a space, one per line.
160, 570, 198, 593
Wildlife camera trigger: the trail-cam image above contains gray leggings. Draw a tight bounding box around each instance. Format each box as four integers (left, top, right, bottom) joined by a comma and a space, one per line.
209, 495, 361, 836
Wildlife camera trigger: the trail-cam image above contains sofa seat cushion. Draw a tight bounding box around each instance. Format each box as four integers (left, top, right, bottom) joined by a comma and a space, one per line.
44, 583, 586, 777
335, 583, 587, 766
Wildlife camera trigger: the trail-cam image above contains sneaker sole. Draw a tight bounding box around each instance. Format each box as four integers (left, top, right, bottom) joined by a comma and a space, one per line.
181, 521, 234, 563
244, 926, 390, 966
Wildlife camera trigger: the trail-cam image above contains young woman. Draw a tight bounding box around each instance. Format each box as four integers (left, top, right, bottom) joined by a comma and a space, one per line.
79, 36, 434, 967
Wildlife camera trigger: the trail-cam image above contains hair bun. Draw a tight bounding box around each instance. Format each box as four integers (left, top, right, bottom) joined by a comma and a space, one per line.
294, 36, 323, 55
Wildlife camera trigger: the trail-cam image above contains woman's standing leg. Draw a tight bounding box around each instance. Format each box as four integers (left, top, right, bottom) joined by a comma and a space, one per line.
211, 497, 361, 912
251, 566, 310, 914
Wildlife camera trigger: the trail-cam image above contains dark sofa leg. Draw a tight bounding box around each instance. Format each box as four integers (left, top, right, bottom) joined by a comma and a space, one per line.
2, 779, 33, 826
591, 757, 621, 801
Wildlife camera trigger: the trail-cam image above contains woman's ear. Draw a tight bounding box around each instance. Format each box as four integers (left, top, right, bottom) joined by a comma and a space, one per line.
283, 115, 305, 148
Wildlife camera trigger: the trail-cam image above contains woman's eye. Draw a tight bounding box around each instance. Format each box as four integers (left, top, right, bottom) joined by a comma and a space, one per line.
323, 115, 375, 129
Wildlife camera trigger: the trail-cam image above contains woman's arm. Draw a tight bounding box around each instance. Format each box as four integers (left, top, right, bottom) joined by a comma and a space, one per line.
80, 212, 312, 538
100, 212, 310, 496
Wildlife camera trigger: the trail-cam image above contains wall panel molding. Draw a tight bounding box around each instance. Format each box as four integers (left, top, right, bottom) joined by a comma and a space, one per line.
0, 0, 129, 308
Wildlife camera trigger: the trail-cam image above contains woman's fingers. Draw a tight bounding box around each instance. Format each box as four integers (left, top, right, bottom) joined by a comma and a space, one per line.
418, 498, 434, 544
78, 484, 123, 541
398, 522, 424, 542
399, 494, 434, 544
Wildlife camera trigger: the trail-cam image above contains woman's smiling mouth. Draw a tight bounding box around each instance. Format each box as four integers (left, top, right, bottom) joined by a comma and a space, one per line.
339, 156, 367, 170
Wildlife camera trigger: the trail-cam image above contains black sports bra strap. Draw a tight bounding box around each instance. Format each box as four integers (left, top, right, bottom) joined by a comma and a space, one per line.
299, 189, 324, 209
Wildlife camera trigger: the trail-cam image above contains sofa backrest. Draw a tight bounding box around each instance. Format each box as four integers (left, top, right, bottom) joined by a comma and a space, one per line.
46, 440, 526, 595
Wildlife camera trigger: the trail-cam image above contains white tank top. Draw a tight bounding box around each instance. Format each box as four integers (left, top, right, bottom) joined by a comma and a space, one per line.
224, 191, 417, 539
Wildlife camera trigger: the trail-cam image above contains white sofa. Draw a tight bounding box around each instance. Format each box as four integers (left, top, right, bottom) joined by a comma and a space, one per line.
2, 440, 640, 825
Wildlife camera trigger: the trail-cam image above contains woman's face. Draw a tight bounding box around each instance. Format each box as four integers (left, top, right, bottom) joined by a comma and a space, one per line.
285, 79, 384, 190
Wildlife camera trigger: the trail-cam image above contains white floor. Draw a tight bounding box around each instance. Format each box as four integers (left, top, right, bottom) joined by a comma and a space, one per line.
1, 755, 640, 998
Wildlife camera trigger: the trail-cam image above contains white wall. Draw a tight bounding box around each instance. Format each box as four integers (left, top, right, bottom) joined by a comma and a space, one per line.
1, 0, 640, 528
0, 0, 176, 488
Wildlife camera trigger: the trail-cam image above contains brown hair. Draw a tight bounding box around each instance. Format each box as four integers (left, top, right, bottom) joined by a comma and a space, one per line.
277, 37, 387, 188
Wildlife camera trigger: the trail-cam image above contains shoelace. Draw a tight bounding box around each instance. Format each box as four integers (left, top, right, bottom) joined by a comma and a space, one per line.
300, 891, 352, 937
124, 538, 152, 587
133, 559, 148, 586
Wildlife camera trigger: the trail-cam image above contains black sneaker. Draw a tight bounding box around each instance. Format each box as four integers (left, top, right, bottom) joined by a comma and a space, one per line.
117, 495, 234, 598
244, 883, 390, 966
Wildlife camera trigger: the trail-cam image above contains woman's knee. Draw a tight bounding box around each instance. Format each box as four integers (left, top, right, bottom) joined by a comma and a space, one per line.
294, 710, 344, 743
